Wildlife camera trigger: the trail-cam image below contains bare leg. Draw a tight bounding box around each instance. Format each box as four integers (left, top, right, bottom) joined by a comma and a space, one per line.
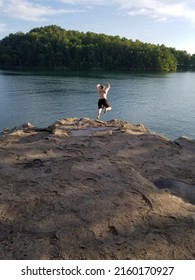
104, 107, 112, 114
97, 108, 102, 119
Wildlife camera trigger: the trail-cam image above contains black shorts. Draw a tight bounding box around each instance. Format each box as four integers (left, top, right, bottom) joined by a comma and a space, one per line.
98, 98, 110, 109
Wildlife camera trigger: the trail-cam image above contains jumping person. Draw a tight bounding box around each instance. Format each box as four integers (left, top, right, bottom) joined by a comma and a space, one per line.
96, 83, 111, 119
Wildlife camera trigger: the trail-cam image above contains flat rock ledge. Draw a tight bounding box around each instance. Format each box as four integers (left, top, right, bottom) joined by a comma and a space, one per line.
0, 118, 195, 260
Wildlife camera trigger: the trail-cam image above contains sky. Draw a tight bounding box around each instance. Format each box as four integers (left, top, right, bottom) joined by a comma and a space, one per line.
0, 0, 195, 54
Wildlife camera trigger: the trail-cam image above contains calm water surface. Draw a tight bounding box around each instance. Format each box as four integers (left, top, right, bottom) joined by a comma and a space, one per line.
0, 70, 194, 140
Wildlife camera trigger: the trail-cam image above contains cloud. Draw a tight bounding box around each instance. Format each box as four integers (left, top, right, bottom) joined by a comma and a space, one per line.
117, 0, 195, 22
0, 0, 84, 22
1, 0, 195, 23
60, 0, 105, 4
61, 0, 195, 22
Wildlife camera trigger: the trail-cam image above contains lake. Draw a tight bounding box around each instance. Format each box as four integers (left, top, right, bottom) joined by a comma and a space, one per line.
0, 70, 194, 140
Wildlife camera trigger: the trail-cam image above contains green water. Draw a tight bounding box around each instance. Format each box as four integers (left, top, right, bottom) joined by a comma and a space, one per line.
0, 70, 195, 140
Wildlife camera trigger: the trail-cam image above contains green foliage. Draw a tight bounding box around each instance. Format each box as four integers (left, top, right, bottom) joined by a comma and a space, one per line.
0, 25, 193, 71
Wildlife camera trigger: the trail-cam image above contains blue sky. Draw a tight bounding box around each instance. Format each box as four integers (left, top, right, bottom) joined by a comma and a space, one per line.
0, 0, 195, 54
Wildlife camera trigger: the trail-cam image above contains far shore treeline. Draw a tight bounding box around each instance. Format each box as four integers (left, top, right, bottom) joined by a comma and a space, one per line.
0, 25, 194, 72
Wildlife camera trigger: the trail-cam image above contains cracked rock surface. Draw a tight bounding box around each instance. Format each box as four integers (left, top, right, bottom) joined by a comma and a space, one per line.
0, 118, 195, 259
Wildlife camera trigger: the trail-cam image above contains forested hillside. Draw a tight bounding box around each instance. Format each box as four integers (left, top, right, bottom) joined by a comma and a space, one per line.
0, 25, 194, 71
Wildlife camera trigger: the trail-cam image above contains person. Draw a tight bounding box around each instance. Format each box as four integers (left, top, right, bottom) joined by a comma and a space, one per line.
96, 83, 111, 119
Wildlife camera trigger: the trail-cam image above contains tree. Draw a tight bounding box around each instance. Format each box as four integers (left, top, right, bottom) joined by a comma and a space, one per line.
0, 25, 192, 71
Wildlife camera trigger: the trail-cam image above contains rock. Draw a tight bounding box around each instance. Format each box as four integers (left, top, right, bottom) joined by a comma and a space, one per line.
0, 118, 194, 260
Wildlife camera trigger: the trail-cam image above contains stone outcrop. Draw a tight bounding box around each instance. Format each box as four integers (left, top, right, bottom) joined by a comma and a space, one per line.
0, 118, 195, 259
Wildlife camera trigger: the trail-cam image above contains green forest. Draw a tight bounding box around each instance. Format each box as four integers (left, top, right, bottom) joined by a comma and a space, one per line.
0, 25, 194, 71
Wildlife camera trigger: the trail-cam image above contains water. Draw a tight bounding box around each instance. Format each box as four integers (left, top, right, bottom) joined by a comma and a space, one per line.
0, 70, 194, 140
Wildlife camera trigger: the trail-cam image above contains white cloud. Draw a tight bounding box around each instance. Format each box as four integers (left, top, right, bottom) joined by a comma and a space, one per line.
0, 0, 84, 22
60, 0, 105, 4
1, 0, 195, 23
60, 0, 195, 22
117, 0, 195, 22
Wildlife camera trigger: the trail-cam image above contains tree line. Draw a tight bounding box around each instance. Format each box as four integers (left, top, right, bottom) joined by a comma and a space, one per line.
0, 25, 194, 71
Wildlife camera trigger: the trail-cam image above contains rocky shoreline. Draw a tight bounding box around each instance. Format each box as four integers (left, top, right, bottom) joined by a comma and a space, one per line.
0, 118, 195, 259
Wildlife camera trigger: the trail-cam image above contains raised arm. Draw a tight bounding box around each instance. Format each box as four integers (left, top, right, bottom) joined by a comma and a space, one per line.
106, 83, 110, 91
